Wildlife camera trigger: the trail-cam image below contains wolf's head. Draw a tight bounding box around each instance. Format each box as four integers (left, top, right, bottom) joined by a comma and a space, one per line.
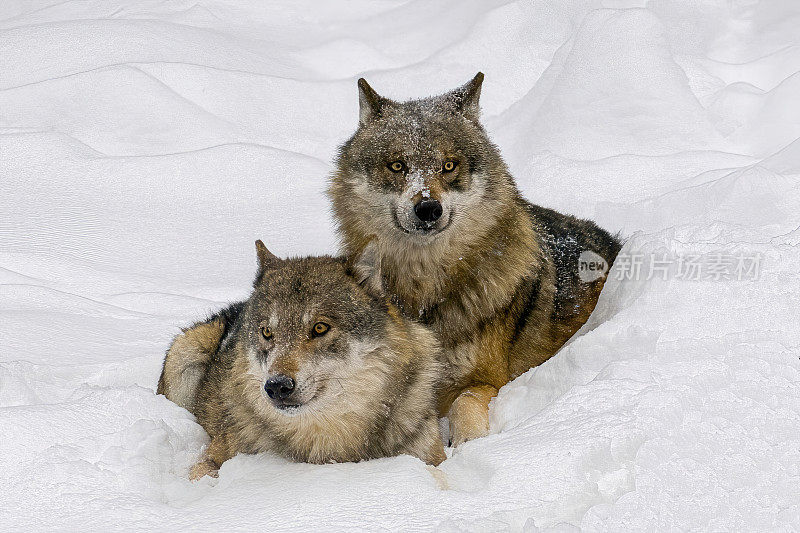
238, 240, 390, 416
331, 73, 516, 248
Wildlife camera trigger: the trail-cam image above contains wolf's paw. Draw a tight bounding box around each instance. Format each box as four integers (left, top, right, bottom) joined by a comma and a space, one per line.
189, 459, 219, 481
447, 385, 496, 447
449, 414, 489, 447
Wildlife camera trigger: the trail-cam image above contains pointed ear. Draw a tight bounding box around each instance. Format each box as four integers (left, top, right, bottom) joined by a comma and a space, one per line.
255, 240, 279, 279
451, 72, 484, 121
352, 240, 383, 296
357, 78, 385, 126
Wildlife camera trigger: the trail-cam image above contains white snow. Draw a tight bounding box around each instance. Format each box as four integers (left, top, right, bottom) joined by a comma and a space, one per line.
2, 1, 799, 531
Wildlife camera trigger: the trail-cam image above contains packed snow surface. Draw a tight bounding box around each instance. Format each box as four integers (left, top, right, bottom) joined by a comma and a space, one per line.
2, 1, 800, 531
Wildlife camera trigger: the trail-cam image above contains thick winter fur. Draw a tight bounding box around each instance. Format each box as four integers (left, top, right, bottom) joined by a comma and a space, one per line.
158, 242, 445, 479
328, 73, 621, 445
156, 303, 241, 412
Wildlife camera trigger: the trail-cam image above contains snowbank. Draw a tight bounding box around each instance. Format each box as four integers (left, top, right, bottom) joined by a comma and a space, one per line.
1, 1, 798, 531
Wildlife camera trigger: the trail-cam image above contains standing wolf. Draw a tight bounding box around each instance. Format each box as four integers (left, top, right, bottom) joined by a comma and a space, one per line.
329, 73, 621, 445
158, 241, 445, 478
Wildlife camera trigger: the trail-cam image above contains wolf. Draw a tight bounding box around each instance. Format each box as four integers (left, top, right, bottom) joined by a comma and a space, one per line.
157, 241, 445, 479
328, 73, 621, 445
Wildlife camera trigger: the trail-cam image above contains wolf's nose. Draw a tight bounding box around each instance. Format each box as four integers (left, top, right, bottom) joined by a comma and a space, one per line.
264, 375, 295, 400
414, 199, 443, 224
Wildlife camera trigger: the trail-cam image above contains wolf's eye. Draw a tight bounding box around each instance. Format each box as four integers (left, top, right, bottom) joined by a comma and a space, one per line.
442, 160, 457, 173
387, 161, 405, 173
260, 326, 273, 340
312, 322, 330, 337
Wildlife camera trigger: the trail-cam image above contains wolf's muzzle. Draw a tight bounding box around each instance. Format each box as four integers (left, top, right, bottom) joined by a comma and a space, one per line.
413, 199, 443, 225
264, 374, 296, 402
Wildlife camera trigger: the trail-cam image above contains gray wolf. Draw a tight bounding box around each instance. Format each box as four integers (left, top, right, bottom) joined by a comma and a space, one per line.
157, 241, 445, 479
328, 73, 621, 445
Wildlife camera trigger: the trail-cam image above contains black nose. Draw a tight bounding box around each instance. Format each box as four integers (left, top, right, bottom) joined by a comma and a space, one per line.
413, 199, 443, 224
264, 375, 295, 400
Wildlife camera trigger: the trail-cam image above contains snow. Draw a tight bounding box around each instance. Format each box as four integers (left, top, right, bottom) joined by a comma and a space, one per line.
2, 1, 799, 531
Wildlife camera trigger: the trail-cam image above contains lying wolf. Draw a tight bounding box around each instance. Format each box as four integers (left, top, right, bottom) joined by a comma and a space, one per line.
158, 241, 445, 479
329, 73, 621, 445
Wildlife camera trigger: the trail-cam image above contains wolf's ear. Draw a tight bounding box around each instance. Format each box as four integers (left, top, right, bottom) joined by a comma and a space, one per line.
357, 78, 385, 126
255, 240, 280, 280
451, 72, 484, 122
352, 240, 383, 296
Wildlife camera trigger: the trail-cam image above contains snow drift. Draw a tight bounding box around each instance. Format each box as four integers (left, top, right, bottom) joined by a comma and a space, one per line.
1, 1, 799, 531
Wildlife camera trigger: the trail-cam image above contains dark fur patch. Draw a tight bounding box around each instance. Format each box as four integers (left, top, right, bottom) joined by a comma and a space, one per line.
510, 275, 542, 345
526, 204, 621, 321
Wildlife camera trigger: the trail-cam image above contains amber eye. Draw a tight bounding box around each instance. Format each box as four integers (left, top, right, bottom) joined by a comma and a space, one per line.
388, 161, 405, 173
312, 322, 330, 337
442, 160, 457, 173
260, 326, 273, 340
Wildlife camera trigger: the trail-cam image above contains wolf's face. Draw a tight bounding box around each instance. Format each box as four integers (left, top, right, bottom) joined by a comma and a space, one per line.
334, 73, 505, 245
240, 244, 387, 416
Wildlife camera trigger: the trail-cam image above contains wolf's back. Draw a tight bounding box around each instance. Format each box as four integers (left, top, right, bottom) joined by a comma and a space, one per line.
526, 202, 621, 323
157, 302, 244, 412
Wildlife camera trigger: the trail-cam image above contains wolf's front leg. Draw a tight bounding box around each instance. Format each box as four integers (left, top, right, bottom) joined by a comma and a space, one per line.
447, 384, 498, 447
189, 435, 232, 481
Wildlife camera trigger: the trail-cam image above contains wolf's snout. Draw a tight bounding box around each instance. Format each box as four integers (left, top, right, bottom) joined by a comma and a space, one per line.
264, 374, 295, 400
414, 199, 443, 224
